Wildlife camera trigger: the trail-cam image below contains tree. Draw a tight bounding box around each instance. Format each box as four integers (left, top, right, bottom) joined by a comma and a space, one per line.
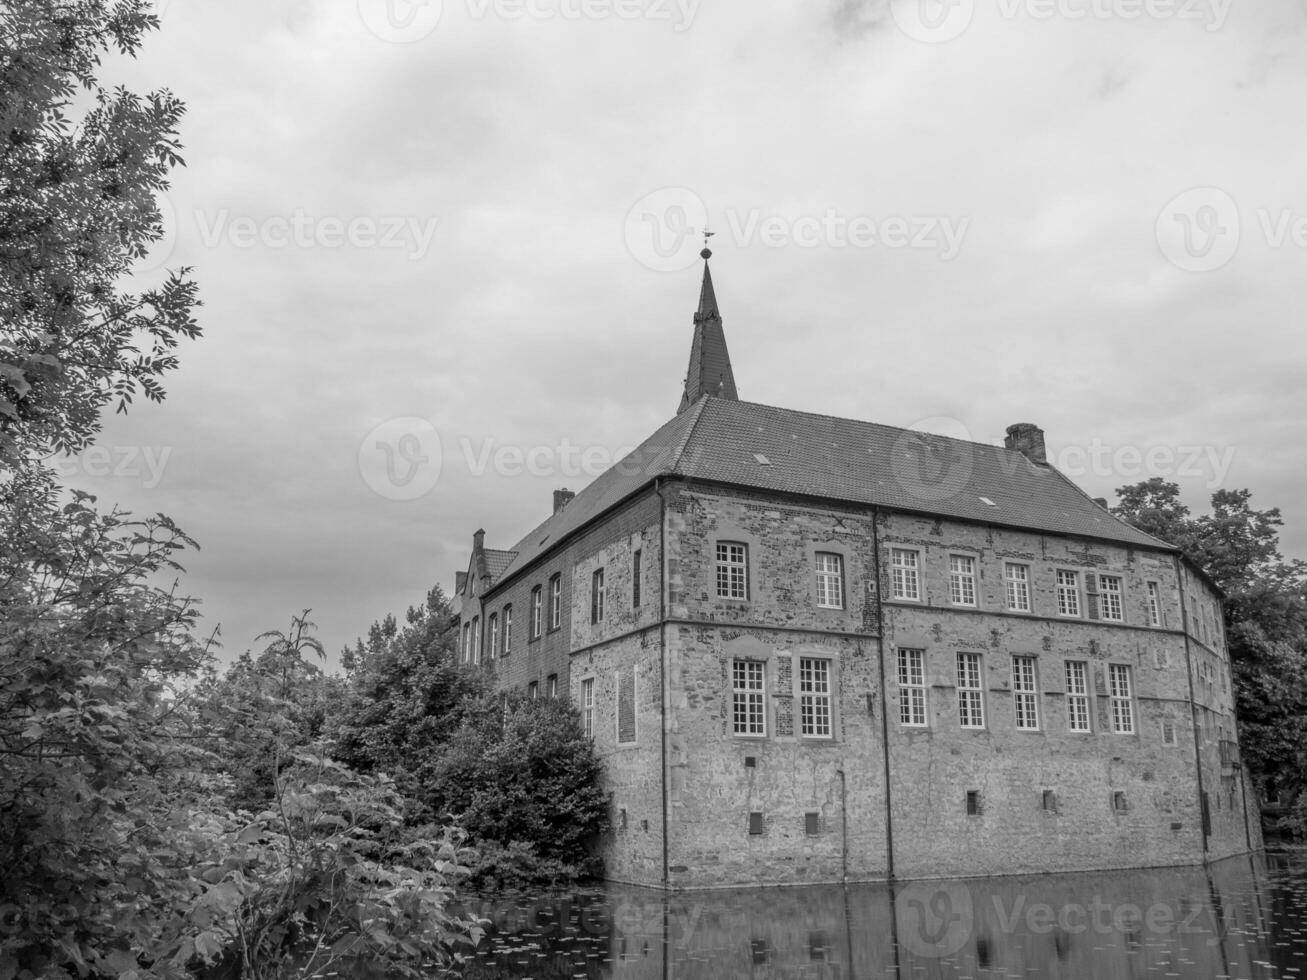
0, 0, 200, 465
332, 588, 487, 811
1112, 479, 1307, 825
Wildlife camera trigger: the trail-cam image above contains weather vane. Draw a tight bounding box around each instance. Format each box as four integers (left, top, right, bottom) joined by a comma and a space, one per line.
701, 228, 714, 259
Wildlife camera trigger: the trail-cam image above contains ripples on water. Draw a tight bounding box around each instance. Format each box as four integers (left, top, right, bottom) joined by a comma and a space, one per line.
456, 851, 1307, 978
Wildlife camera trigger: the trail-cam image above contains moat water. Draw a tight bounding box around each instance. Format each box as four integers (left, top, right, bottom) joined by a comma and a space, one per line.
455, 850, 1307, 979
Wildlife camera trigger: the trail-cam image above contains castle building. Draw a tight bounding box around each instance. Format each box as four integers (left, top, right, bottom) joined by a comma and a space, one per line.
454, 253, 1260, 888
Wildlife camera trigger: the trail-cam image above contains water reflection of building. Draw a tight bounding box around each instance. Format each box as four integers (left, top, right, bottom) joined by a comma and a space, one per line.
454, 254, 1260, 888
462, 854, 1291, 979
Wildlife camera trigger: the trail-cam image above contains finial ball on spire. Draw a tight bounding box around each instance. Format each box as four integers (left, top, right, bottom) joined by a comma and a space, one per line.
700, 247, 712, 260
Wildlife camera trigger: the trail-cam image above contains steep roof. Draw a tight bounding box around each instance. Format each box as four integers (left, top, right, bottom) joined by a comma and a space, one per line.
487, 397, 1172, 591
483, 548, 517, 585
678, 257, 738, 413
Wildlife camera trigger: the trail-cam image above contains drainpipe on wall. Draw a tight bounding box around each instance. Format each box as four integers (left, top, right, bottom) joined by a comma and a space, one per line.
836, 768, 848, 883
871, 506, 896, 881
656, 477, 670, 887
1174, 555, 1210, 859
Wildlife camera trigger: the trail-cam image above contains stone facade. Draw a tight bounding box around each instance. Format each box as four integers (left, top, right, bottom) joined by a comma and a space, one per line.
450, 258, 1260, 888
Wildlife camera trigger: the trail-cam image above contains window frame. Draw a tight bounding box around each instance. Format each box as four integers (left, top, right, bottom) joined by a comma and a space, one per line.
488, 612, 499, 660
471, 616, 480, 666
1065, 660, 1091, 733
502, 604, 512, 655
633, 549, 642, 608
1109, 663, 1135, 734
1146, 581, 1162, 627
581, 677, 595, 738
530, 586, 542, 640
549, 573, 562, 631
547, 674, 558, 699
1100, 574, 1124, 622
956, 652, 985, 729
814, 552, 845, 610
1055, 569, 1081, 618
591, 567, 606, 624
1011, 655, 1039, 731
715, 541, 749, 600
731, 659, 767, 737
890, 548, 921, 602
1004, 562, 1031, 613
799, 657, 833, 739
897, 648, 927, 728
948, 554, 977, 607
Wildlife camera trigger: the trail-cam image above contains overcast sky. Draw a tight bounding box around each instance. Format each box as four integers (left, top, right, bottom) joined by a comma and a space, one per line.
70, 0, 1307, 667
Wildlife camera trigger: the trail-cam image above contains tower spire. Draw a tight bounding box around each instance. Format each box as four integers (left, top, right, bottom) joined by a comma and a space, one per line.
678, 242, 738, 414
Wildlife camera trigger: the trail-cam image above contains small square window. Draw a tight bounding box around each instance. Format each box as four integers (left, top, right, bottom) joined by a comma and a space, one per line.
748, 811, 764, 835
966, 790, 982, 816
1113, 791, 1128, 813
805, 812, 820, 836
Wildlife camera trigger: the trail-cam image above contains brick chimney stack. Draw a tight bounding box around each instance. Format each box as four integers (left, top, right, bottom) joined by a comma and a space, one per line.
1004, 423, 1048, 465
553, 488, 575, 513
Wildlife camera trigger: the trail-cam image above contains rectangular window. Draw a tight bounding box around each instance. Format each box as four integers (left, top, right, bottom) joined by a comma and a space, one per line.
549, 574, 562, 630
897, 648, 927, 727
957, 652, 985, 729
617, 666, 636, 744
1147, 582, 1161, 627
1012, 655, 1039, 731
461, 621, 470, 662
471, 616, 480, 665
1056, 570, 1081, 617
1100, 575, 1124, 622
966, 790, 981, 816
547, 674, 558, 699
502, 605, 512, 654
1109, 664, 1135, 734
748, 811, 764, 835
949, 555, 977, 607
591, 567, 605, 623
530, 587, 542, 639
799, 658, 833, 738
528, 681, 538, 699
581, 677, 594, 738
1004, 563, 1031, 612
805, 812, 820, 836
1065, 661, 1091, 732
815, 552, 844, 609
488, 613, 499, 660
732, 660, 766, 736
716, 542, 748, 599
633, 549, 642, 608
891, 548, 920, 601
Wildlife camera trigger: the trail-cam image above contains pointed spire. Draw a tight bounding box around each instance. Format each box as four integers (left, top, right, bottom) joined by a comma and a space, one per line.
678, 246, 738, 414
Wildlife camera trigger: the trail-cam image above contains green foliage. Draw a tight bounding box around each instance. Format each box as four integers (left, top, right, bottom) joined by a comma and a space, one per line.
332, 589, 488, 815
430, 693, 609, 885
1112, 478, 1307, 826
332, 597, 610, 884
0, 0, 200, 464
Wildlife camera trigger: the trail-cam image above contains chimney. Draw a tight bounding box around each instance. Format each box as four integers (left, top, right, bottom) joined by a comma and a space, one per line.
1004, 423, 1047, 465
553, 488, 575, 513
472, 528, 485, 551
1093, 497, 1109, 509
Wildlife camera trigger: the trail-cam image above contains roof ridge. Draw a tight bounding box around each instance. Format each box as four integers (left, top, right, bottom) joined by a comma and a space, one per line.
727, 397, 1021, 456
669, 395, 711, 475
1040, 462, 1179, 553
